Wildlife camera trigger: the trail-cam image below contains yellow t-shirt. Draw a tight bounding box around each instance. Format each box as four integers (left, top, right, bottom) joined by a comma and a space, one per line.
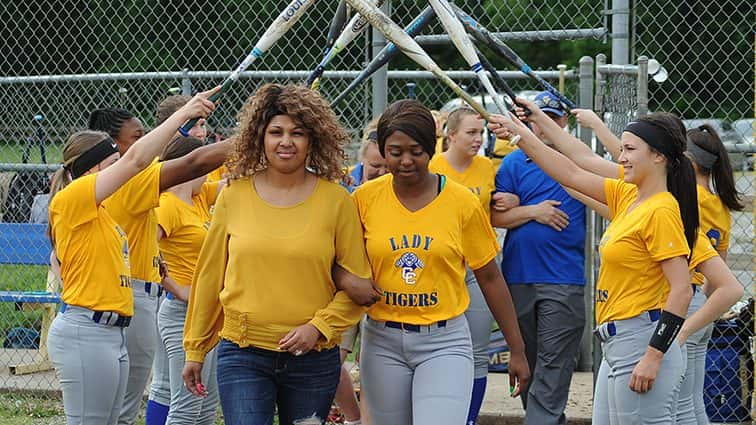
102, 162, 163, 283
596, 178, 690, 324
692, 185, 731, 284
156, 183, 218, 287
207, 165, 228, 183
428, 154, 496, 216
690, 230, 719, 273
194, 181, 220, 223
49, 174, 133, 316
184, 176, 371, 362
353, 174, 500, 325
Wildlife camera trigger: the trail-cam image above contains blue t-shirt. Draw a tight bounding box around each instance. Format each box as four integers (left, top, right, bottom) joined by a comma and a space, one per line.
342, 163, 364, 193
495, 149, 586, 285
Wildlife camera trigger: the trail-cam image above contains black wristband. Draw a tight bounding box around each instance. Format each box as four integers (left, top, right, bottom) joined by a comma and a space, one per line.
648, 311, 685, 353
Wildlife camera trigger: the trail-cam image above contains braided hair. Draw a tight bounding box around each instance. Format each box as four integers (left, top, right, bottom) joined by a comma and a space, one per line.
88, 108, 135, 139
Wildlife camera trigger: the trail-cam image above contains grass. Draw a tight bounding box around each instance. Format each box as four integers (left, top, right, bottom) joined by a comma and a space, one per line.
0, 265, 49, 338
0, 142, 62, 165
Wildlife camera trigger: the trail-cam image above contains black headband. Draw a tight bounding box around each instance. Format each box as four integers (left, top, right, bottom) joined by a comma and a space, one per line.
623, 120, 678, 163
68, 137, 119, 179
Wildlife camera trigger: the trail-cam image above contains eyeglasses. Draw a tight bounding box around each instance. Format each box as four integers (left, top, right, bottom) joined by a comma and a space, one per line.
534, 95, 564, 111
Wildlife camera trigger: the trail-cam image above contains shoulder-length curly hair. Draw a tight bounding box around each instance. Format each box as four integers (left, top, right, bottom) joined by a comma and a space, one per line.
226, 83, 349, 181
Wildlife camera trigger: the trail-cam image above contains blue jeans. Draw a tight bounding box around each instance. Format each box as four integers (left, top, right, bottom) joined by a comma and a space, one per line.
216, 339, 340, 425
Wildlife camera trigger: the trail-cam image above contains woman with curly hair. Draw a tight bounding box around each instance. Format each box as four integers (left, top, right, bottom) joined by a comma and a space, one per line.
181, 83, 374, 425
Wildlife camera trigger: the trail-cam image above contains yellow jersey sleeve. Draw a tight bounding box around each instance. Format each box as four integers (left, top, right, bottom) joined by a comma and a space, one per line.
103, 161, 163, 282
156, 194, 181, 238
604, 177, 637, 219
461, 192, 500, 270
642, 205, 691, 262
690, 231, 719, 273
49, 173, 98, 228
50, 174, 133, 316
193, 181, 220, 221
334, 192, 372, 278
105, 161, 163, 216
156, 193, 209, 287
428, 155, 496, 216
184, 187, 228, 363
207, 165, 228, 183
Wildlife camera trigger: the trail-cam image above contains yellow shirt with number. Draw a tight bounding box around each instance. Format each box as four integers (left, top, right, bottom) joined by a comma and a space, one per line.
156, 182, 219, 287
353, 174, 500, 325
429, 154, 496, 216
49, 174, 133, 316
102, 162, 163, 283
692, 185, 731, 284
596, 178, 690, 324
184, 176, 371, 362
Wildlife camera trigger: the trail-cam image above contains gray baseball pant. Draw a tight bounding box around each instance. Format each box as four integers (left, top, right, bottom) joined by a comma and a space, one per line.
592, 312, 685, 425
360, 314, 473, 425
464, 268, 494, 379
158, 296, 219, 425
149, 292, 171, 406
118, 281, 162, 425
47, 306, 130, 425
509, 283, 585, 425
676, 287, 713, 425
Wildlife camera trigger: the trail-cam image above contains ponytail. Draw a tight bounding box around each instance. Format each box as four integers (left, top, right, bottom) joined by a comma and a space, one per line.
667, 154, 700, 255
46, 167, 71, 248
686, 125, 743, 211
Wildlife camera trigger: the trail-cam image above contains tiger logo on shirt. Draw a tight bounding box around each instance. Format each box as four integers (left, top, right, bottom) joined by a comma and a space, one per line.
395, 252, 424, 285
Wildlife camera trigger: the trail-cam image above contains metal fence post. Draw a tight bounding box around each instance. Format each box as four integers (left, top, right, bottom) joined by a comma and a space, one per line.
181, 68, 192, 96
594, 53, 607, 114
636, 56, 649, 116
371, 1, 390, 119
611, 0, 630, 65
577, 56, 595, 373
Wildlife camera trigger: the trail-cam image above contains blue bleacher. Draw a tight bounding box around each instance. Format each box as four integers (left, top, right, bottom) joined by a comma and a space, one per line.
0, 223, 60, 304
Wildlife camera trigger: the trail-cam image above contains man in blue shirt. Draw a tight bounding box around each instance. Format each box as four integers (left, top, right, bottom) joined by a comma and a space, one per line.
491, 92, 586, 425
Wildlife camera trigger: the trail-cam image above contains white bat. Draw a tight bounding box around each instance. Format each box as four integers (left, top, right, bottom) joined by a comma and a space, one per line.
180, 0, 318, 135
307, 0, 385, 89
428, 0, 517, 143
342, 0, 494, 123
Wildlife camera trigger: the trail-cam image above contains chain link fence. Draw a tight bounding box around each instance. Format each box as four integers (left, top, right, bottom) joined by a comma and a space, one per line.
0, 0, 753, 423
633, 1, 755, 421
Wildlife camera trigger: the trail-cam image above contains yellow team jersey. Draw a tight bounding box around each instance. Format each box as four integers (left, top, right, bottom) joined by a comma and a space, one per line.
428, 154, 496, 216
155, 182, 218, 287
596, 177, 690, 324
102, 162, 163, 283
435, 136, 445, 154
490, 138, 518, 171
184, 176, 371, 362
353, 174, 500, 325
692, 185, 731, 284
690, 230, 719, 273
49, 174, 133, 316
207, 165, 228, 183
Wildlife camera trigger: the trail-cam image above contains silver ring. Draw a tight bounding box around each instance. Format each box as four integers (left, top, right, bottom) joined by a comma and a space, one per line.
294, 350, 304, 356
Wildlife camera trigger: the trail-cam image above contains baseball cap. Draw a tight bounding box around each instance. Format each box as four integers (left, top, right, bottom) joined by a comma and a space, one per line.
533, 91, 566, 117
